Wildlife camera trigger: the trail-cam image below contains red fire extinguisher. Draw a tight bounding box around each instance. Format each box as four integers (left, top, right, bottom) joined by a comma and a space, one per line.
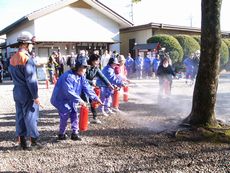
123, 85, 129, 102
92, 87, 101, 109
79, 105, 89, 131
112, 87, 119, 108
94, 86, 101, 97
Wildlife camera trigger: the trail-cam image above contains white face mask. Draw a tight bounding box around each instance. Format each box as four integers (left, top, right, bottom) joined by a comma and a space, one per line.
163, 62, 169, 68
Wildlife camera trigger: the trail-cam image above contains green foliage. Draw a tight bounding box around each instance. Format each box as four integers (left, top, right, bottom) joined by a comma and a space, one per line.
147, 34, 183, 63
223, 38, 230, 48
174, 34, 200, 57
132, 0, 141, 3
192, 35, 201, 45
223, 39, 230, 59
220, 40, 229, 65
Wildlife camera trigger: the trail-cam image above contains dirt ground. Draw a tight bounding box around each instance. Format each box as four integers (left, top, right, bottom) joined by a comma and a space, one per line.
0, 73, 230, 173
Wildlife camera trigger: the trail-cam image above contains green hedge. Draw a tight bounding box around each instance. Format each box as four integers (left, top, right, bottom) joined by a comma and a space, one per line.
223, 38, 230, 62
174, 34, 200, 57
147, 34, 183, 63
220, 40, 229, 66
192, 35, 201, 45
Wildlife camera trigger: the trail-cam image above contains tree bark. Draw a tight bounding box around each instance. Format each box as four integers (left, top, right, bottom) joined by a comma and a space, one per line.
184, 0, 222, 126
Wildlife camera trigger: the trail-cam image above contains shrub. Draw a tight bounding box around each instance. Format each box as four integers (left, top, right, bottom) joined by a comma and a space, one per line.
220, 40, 229, 66
147, 34, 183, 63
223, 39, 230, 60
192, 35, 201, 45
174, 34, 200, 57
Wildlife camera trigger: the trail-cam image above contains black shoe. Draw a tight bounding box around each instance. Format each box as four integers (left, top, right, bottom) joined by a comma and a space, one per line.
71, 133, 82, 141
19, 136, 29, 150
58, 134, 68, 140
30, 137, 43, 149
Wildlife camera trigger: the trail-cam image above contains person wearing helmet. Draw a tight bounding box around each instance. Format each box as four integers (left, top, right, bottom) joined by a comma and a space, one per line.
96, 56, 125, 116
81, 54, 114, 124
8, 31, 42, 150
50, 58, 102, 141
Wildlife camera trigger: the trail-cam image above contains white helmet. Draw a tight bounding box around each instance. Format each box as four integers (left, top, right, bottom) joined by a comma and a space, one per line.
17, 31, 36, 44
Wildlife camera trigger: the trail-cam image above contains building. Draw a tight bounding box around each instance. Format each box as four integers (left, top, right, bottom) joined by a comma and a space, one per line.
0, 0, 133, 61
0, 0, 133, 79
120, 22, 230, 58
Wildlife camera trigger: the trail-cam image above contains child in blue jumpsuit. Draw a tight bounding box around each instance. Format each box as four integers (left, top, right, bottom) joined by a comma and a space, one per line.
134, 54, 144, 79
183, 54, 195, 84
96, 57, 124, 116
125, 53, 134, 78
8, 31, 41, 150
50, 58, 102, 140
143, 55, 152, 79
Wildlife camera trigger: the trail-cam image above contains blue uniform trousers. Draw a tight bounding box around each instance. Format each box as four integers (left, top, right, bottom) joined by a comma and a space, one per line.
15, 102, 39, 138
59, 111, 78, 135
99, 86, 112, 111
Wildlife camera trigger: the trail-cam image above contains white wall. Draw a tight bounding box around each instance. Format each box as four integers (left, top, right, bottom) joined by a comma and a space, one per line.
120, 29, 152, 56
34, 6, 120, 43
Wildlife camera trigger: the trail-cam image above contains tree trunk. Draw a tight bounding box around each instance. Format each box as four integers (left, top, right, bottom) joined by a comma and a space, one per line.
184, 0, 222, 126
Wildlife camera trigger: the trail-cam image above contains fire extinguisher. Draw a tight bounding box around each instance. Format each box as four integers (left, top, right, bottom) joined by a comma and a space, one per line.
112, 87, 119, 108
92, 87, 101, 109
79, 105, 89, 131
123, 85, 129, 102
94, 86, 101, 97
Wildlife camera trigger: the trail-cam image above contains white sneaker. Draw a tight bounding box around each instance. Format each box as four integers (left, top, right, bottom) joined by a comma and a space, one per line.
101, 111, 109, 117
107, 108, 115, 115
91, 118, 102, 124
112, 107, 120, 112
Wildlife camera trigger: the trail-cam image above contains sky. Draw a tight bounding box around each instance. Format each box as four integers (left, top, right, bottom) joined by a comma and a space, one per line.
0, 0, 230, 32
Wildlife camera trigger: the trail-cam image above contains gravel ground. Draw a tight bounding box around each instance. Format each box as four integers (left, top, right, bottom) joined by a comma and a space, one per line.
0, 73, 230, 173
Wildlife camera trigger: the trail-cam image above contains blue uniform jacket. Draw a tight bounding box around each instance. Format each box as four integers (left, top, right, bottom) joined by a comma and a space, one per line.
183, 57, 194, 73
8, 49, 38, 104
144, 57, 151, 70
125, 56, 134, 69
135, 56, 144, 70
96, 65, 123, 87
153, 58, 160, 71
50, 70, 99, 113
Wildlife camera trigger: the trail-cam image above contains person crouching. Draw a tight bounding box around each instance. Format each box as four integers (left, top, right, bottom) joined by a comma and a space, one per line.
157, 57, 175, 99
50, 58, 102, 141
96, 56, 125, 116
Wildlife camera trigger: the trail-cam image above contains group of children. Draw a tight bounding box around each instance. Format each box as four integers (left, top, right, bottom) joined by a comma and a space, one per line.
50, 53, 127, 140
47, 45, 189, 142
124, 53, 161, 80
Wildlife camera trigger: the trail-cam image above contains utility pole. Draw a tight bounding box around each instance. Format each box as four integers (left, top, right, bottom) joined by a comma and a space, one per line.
189, 13, 194, 27
130, 2, 133, 23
